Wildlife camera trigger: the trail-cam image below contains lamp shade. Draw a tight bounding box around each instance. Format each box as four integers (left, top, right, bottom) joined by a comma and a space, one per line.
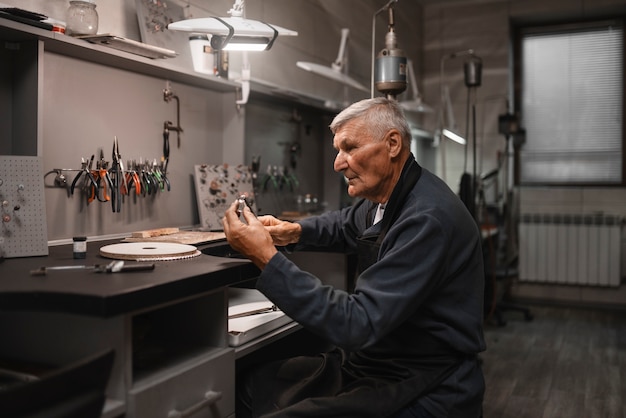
296, 61, 369, 92
400, 98, 434, 113
168, 16, 296, 51
296, 28, 368, 92
168, 16, 297, 37
400, 59, 433, 113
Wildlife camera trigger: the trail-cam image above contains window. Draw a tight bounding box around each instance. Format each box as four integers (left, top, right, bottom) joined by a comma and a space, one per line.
515, 19, 624, 185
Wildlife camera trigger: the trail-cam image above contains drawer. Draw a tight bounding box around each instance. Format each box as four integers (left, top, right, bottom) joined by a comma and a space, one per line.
128, 348, 234, 418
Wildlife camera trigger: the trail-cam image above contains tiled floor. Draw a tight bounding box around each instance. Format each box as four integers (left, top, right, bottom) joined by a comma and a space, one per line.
481, 305, 626, 418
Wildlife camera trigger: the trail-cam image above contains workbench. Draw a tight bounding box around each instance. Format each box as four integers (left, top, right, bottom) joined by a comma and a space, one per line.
0, 241, 261, 418
0, 241, 348, 418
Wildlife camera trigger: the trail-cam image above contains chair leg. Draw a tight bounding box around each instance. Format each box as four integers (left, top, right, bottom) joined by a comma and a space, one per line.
493, 307, 507, 327
497, 301, 533, 321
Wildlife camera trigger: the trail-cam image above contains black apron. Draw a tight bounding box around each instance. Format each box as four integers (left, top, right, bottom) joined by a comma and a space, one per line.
244, 159, 466, 418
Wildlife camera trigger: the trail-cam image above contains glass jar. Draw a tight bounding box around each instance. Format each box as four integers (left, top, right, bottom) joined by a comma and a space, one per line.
66, 0, 98, 37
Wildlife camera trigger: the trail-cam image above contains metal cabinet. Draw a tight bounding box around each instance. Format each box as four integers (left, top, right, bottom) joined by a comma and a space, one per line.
129, 348, 234, 418
0, 288, 234, 418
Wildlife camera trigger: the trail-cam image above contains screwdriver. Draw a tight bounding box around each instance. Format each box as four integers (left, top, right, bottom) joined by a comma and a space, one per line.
30, 261, 155, 276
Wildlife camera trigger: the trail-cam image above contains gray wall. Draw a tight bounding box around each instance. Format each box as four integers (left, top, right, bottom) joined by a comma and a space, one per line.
42, 52, 233, 238
243, 99, 334, 217
2, 0, 425, 242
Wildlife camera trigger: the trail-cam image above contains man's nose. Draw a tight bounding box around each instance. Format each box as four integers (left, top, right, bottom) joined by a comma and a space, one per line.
334, 152, 347, 172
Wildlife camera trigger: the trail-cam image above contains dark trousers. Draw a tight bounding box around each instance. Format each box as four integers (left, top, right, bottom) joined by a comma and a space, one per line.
236, 349, 460, 418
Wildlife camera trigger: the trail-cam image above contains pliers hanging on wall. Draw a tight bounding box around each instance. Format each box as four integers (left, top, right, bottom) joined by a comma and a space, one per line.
70, 156, 98, 196
110, 137, 127, 212
161, 122, 171, 191
139, 159, 154, 196
89, 149, 113, 204
122, 161, 141, 196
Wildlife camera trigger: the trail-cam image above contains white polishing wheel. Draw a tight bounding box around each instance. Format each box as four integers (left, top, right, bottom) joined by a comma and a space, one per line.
100, 242, 200, 261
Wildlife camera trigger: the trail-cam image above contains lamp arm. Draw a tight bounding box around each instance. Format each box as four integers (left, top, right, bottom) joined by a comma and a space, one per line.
438, 49, 474, 129
443, 85, 455, 128
228, 0, 245, 17
407, 59, 419, 99
333, 28, 350, 72
237, 52, 251, 106
375, 0, 399, 15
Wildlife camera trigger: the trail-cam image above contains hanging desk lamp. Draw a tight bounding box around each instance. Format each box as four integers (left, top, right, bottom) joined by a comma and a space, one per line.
437, 50, 478, 146
400, 59, 434, 113
167, 0, 297, 51
296, 28, 368, 92
167, 0, 297, 106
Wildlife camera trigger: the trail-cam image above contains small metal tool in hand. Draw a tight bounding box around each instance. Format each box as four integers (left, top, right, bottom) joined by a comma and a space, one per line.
236, 194, 251, 217
30, 261, 155, 276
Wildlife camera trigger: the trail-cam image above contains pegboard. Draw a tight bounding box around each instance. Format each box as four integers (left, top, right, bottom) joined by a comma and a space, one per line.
0, 156, 48, 258
193, 164, 256, 231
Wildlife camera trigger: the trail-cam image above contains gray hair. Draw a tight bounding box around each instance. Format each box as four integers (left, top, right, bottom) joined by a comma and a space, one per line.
329, 97, 412, 147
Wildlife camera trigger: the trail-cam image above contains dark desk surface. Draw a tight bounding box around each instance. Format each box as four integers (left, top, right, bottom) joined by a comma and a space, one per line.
0, 241, 259, 317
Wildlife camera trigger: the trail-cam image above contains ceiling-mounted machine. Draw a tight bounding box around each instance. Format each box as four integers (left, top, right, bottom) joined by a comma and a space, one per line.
372, 0, 407, 99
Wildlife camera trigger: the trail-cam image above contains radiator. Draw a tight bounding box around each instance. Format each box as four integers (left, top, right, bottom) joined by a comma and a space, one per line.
519, 213, 622, 286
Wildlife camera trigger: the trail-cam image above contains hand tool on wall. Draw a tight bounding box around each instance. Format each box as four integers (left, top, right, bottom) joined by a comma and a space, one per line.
30, 260, 155, 275
154, 159, 170, 191
69, 156, 98, 198
161, 122, 171, 189
163, 121, 170, 173
110, 137, 127, 212
50, 132, 172, 209
123, 161, 141, 196
262, 165, 279, 192
282, 167, 299, 191
89, 150, 112, 203
139, 159, 153, 196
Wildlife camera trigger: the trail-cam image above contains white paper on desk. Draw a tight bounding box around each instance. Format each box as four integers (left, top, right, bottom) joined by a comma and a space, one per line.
228, 302, 292, 347
228, 301, 275, 319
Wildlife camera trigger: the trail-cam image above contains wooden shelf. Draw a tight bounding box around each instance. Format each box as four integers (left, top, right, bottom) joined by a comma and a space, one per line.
0, 17, 239, 92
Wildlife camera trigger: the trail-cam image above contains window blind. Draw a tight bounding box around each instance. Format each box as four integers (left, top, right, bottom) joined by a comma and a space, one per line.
520, 22, 623, 184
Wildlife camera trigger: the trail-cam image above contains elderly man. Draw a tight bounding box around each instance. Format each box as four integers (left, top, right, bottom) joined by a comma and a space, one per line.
223, 97, 485, 418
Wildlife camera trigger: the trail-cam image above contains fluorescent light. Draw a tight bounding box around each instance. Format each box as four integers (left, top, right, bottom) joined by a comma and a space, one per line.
442, 128, 467, 145
212, 35, 272, 51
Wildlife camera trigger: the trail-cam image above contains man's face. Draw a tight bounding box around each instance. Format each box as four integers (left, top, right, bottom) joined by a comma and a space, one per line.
332, 119, 393, 201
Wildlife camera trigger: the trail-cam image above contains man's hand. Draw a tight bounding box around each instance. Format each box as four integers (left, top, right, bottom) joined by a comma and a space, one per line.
257, 215, 302, 247
223, 201, 277, 270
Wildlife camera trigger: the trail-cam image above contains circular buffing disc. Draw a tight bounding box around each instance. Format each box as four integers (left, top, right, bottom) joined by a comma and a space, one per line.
100, 242, 200, 261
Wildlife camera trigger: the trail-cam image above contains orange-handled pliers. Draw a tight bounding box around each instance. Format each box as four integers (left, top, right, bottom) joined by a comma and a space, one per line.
123, 170, 141, 196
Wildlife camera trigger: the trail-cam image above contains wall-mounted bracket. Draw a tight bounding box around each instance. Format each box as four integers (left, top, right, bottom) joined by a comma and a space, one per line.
163, 86, 184, 148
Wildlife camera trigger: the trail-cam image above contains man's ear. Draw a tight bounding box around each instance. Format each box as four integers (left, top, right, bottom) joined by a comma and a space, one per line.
385, 129, 403, 158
